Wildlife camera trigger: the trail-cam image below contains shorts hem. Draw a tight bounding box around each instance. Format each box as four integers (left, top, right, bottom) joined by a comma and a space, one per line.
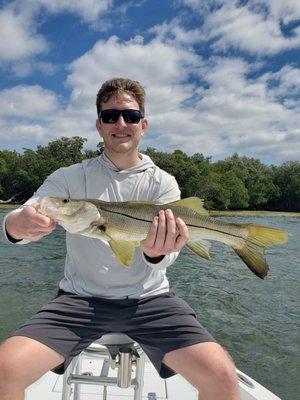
10, 333, 69, 373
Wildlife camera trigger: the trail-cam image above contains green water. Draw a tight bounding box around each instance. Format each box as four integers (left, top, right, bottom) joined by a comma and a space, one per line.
0, 208, 299, 399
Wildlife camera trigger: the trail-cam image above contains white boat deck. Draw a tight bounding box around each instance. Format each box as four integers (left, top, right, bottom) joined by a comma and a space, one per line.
25, 354, 282, 400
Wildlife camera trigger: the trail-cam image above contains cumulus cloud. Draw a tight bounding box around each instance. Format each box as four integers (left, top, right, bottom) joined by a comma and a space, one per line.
0, 1, 299, 163
0, 85, 60, 146
0, 0, 113, 75
177, 0, 300, 55
0, 5, 47, 62
1, 34, 299, 163
0, 85, 59, 118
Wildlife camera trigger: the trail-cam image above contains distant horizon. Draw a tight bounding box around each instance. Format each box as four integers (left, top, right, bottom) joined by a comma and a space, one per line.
1, 0, 299, 164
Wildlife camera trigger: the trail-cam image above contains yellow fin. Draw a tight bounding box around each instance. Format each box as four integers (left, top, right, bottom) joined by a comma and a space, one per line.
233, 225, 289, 279
186, 241, 211, 260
169, 197, 208, 215
109, 240, 139, 268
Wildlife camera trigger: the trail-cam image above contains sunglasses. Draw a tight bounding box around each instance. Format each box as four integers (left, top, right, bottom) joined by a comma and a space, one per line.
99, 109, 144, 124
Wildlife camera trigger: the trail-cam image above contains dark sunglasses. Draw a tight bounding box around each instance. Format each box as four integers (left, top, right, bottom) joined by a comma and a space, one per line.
99, 109, 144, 124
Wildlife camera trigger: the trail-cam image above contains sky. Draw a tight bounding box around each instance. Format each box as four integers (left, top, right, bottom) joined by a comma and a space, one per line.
0, 0, 299, 164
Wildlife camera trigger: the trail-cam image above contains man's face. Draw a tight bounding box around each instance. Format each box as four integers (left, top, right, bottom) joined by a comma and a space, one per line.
96, 92, 148, 156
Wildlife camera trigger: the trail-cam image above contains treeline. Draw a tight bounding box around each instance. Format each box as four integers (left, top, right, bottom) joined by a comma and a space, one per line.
0, 137, 299, 211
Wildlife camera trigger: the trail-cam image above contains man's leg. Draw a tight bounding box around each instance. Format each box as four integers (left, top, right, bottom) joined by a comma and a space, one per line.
0, 336, 64, 400
163, 341, 239, 400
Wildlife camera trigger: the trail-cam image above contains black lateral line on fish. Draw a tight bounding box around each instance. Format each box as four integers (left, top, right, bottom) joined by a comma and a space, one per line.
100, 207, 251, 243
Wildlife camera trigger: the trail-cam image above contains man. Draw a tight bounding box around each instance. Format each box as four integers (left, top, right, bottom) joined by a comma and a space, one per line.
0, 78, 238, 400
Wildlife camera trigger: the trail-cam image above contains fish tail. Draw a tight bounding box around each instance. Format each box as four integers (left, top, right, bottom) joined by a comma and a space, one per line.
233, 225, 288, 279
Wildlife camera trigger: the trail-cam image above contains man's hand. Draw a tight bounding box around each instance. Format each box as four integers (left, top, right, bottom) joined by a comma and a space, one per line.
141, 209, 189, 259
5, 204, 56, 242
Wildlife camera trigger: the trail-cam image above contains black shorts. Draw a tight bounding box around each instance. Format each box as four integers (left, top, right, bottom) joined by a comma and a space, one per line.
12, 290, 215, 378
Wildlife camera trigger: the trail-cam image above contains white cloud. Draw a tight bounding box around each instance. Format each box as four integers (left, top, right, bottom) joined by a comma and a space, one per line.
260, 65, 300, 106
0, 85, 59, 147
35, 0, 113, 23
0, 0, 113, 75
0, 6, 47, 61
4, 36, 300, 162
0, 26, 299, 163
0, 85, 59, 118
178, 0, 300, 55
150, 18, 204, 45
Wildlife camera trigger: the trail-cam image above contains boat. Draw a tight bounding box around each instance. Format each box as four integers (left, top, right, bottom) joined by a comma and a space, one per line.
24, 333, 282, 400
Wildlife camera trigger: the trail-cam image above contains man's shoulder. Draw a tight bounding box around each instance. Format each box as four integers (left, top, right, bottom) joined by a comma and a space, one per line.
141, 154, 175, 181
151, 163, 177, 183
57, 157, 100, 175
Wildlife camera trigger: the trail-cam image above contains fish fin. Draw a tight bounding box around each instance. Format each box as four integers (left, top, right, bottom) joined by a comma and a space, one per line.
108, 240, 139, 268
186, 241, 211, 260
233, 225, 288, 279
169, 197, 208, 216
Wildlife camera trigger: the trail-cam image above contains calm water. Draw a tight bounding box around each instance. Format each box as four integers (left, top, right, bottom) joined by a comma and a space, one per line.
0, 207, 299, 400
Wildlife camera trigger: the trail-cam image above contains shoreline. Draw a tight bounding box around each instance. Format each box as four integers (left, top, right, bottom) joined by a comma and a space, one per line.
210, 210, 300, 217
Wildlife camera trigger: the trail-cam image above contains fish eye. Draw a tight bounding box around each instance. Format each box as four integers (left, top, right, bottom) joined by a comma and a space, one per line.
63, 199, 69, 203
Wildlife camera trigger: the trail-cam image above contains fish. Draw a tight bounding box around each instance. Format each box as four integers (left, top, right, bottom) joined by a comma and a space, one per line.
38, 196, 289, 279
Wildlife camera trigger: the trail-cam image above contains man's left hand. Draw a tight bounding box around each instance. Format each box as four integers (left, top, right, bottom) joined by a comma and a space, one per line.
141, 209, 189, 259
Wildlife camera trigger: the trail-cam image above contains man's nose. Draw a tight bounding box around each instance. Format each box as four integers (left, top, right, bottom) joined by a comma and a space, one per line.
115, 114, 127, 127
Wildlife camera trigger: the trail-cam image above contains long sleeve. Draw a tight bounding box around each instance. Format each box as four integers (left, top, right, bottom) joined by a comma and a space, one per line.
2, 168, 69, 245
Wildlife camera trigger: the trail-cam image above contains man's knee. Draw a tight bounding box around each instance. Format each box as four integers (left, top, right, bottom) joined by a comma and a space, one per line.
202, 351, 238, 397
0, 336, 64, 391
0, 344, 22, 388
214, 359, 238, 389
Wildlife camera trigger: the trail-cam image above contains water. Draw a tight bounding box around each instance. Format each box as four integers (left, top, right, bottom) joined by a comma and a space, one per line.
0, 208, 299, 400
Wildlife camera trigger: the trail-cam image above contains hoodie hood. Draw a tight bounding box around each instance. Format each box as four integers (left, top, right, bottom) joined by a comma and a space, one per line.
97, 152, 155, 174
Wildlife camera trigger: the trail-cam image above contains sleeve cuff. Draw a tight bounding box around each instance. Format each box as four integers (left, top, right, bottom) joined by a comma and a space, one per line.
2, 208, 30, 245
142, 251, 179, 270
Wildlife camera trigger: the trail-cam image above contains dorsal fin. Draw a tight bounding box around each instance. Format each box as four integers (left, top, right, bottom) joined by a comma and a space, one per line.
169, 197, 208, 215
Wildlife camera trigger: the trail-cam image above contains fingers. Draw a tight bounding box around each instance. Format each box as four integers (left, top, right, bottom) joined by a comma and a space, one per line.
6, 205, 57, 241
161, 209, 177, 252
174, 217, 189, 251
144, 215, 159, 248
141, 209, 189, 258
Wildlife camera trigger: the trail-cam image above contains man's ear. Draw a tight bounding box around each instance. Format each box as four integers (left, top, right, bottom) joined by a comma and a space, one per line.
141, 118, 148, 133
96, 119, 103, 137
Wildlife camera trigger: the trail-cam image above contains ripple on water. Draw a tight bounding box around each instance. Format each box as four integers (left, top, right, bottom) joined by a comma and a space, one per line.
0, 211, 299, 400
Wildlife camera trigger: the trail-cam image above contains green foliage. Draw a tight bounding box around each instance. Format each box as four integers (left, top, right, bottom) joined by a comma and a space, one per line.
0, 138, 298, 211
269, 162, 300, 211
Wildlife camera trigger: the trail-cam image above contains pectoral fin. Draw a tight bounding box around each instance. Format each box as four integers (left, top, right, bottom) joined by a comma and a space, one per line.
109, 240, 140, 268
186, 240, 211, 260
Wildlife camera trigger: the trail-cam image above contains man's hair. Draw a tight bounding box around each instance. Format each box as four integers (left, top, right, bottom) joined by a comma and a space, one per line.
96, 78, 146, 116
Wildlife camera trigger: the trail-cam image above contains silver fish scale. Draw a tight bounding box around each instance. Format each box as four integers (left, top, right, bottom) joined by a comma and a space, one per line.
91, 200, 248, 246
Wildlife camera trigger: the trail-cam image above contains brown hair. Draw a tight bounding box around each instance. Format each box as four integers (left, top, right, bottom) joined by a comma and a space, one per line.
96, 78, 146, 116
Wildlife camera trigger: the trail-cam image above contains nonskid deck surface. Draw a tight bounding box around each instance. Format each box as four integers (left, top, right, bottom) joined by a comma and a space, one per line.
25, 355, 281, 400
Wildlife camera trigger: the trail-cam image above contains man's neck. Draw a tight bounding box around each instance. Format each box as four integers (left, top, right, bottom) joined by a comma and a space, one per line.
104, 150, 142, 171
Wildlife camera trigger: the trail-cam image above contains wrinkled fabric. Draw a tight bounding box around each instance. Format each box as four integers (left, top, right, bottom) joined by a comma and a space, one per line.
3, 153, 181, 298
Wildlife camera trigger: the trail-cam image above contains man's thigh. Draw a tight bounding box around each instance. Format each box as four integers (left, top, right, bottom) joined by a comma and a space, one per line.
125, 292, 216, 379
0, 336, 64, 387
7, 290, 108, 374
162, 341, 236, 388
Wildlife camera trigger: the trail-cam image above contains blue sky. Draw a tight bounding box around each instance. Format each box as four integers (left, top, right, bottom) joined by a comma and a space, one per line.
0, 0, 299, 164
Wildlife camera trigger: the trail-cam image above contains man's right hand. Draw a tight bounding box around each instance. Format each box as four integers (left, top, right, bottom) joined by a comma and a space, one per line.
5, 204, 56, 242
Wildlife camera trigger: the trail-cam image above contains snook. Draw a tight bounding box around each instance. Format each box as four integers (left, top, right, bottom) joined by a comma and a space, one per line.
39, 196, 288, 279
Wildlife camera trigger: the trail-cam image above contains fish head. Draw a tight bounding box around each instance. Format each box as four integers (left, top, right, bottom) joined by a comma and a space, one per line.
39, 196, 101, 234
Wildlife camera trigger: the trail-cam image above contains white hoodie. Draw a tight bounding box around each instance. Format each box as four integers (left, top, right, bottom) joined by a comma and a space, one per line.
3, 153, 181, 298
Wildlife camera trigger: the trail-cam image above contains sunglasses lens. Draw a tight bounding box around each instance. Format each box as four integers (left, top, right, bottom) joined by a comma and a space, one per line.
100, 109, 143, 124
100, 110, 120, 124
122, 110, 142, 123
